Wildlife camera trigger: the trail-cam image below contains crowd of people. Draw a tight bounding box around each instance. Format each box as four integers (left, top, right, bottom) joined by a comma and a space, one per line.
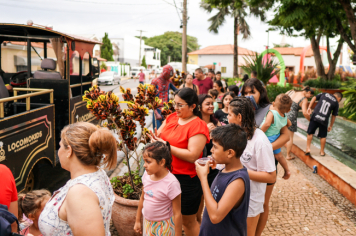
0, 64, 343, 236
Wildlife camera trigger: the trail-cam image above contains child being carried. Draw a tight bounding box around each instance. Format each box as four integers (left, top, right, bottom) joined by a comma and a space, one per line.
260, 94, 293, 180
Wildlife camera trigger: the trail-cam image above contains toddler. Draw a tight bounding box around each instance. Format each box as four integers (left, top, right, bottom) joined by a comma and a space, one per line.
134, 142, 182, 236
18, 190, 51, 236
208, 89, 219, 113
260, 94, 293, 179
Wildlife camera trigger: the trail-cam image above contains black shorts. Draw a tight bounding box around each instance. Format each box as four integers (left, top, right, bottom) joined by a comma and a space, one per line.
307, 119, 327, 138
174, 174, 202, 215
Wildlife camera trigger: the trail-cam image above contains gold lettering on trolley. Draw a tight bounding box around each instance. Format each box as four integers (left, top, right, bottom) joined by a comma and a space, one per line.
7, 131, 43, 153
76, 113, 94, 122
0, 141, 5, 162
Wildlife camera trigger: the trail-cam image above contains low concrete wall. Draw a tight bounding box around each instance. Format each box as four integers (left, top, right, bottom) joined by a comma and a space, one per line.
289, 133, 356, 206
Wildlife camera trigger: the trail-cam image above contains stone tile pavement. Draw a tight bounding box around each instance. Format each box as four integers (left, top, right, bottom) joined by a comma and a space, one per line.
262, 149, 356, 235
110, 148, 356, 236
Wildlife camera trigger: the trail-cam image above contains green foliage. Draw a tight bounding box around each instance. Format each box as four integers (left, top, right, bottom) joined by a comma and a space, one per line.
266, 84, 293, 102
143, 31, 199, 66
241, 53, 280, 85
110, 177, 121, 189
223, 77, 242, 86
303, 78, 341, 89
100, 62, 107, 70
273, 43, 292, 48
340, 78, 356, 90
339, 108, 356, 122
100, 33, 114, 61
341, 88, 356, 119
141, 55, 147, 69
122, 184, 134, 198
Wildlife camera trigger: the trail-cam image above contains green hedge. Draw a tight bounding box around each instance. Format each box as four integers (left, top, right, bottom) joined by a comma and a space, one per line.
266, 84, 293, 102
303, 78, 341, 89
222, 77, 242, 86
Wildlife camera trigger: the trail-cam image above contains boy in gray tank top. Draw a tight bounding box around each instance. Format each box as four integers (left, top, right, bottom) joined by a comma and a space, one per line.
195, 124, 250, 236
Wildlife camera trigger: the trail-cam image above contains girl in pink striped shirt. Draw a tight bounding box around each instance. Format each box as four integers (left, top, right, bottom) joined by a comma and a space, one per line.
134, 142, 182, 236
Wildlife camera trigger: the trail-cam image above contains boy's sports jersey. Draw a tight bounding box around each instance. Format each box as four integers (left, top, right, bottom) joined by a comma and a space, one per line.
311, 93, 339, 126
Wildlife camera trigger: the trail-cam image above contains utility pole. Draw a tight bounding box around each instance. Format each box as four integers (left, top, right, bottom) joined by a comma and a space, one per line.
137, 30, 146, 66
182, 0, 187, 72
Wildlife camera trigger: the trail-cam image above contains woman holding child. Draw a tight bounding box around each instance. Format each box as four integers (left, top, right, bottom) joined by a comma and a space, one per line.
150, 87, 210, 236
227, 97, 276, 236
240, 78, 291, 236
39, 122, 117, 236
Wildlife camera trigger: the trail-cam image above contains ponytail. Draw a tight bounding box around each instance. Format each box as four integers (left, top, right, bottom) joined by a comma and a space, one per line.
61, 122, 118, 170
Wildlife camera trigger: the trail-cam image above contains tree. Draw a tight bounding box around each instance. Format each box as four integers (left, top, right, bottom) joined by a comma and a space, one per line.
100, 32, 114, 61
142, 32, 199, 66
269, 0, 344, 80
273, 43, 292, 48
141, 55, 147, 68
200, 0, 270, 77
338, 0, 356, 53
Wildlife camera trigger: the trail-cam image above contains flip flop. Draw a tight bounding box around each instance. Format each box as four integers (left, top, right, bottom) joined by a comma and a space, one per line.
320, 153, 326, 156
305, 152, 311, 156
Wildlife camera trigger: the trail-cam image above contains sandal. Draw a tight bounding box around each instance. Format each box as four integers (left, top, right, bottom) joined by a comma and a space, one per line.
305, 152, 311, 156
320, 153, 326, 156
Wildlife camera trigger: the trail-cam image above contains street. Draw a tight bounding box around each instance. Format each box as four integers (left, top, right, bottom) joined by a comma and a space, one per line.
45, 78, 149, 193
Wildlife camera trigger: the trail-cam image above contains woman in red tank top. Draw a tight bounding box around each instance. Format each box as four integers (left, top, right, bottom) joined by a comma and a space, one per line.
150, 87, 209, 236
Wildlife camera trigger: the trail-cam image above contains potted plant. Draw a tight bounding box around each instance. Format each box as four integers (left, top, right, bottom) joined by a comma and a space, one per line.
83, 84, 174, 236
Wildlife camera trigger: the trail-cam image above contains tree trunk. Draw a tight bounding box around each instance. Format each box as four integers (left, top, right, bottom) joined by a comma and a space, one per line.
336, 18, 356, 52
233, 16, 238, 78
339, 0, 356, 53
310, 35, 326, 80
326, 36, 344, 80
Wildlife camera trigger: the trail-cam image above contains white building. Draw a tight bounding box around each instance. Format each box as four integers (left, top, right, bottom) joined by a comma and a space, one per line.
110, 35, 161, 69
188, 44, 256, 77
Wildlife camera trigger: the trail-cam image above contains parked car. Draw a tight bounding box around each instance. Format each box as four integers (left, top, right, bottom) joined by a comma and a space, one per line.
97, 71, 121, 85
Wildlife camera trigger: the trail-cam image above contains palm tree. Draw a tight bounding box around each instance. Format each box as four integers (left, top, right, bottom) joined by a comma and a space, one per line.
200, 1, 268, 77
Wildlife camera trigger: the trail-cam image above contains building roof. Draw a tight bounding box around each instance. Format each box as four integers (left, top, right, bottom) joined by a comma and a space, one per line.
273, 47, 314, 57
188, 44, 255, 55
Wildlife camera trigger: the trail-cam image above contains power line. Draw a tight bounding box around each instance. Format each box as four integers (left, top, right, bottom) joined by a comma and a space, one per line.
172, 0, 182, 22
17, 0, 166, 5
0, 1, 166, 14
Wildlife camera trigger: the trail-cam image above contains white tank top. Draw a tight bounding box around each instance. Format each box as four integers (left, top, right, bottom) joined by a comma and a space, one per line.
38, 168, 114, 236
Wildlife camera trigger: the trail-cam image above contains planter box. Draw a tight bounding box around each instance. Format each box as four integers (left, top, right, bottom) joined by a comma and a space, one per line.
112, 193, 140, 236
291, 84, 345, 94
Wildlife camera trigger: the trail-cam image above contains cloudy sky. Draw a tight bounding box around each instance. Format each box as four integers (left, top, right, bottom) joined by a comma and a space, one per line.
1, 0, 327, 52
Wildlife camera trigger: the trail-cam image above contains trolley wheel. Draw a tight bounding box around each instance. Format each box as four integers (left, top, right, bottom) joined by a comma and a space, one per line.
24, 171, 35, 192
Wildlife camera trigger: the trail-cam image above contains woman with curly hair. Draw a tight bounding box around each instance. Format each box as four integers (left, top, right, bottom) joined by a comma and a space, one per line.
227, 97, 276, 236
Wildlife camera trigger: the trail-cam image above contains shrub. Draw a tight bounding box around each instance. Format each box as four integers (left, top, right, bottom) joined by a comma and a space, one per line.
303, 77, 341, 89
241, 53, 280, 85
266, 84, 293, 102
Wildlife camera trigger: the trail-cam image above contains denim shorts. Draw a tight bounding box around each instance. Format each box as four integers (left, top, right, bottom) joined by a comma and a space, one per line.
267, 133, 281, 154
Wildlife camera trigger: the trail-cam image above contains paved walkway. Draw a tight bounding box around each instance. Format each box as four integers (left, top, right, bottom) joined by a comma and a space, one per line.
262, 149, 356, 235
110, 148, 356, 236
